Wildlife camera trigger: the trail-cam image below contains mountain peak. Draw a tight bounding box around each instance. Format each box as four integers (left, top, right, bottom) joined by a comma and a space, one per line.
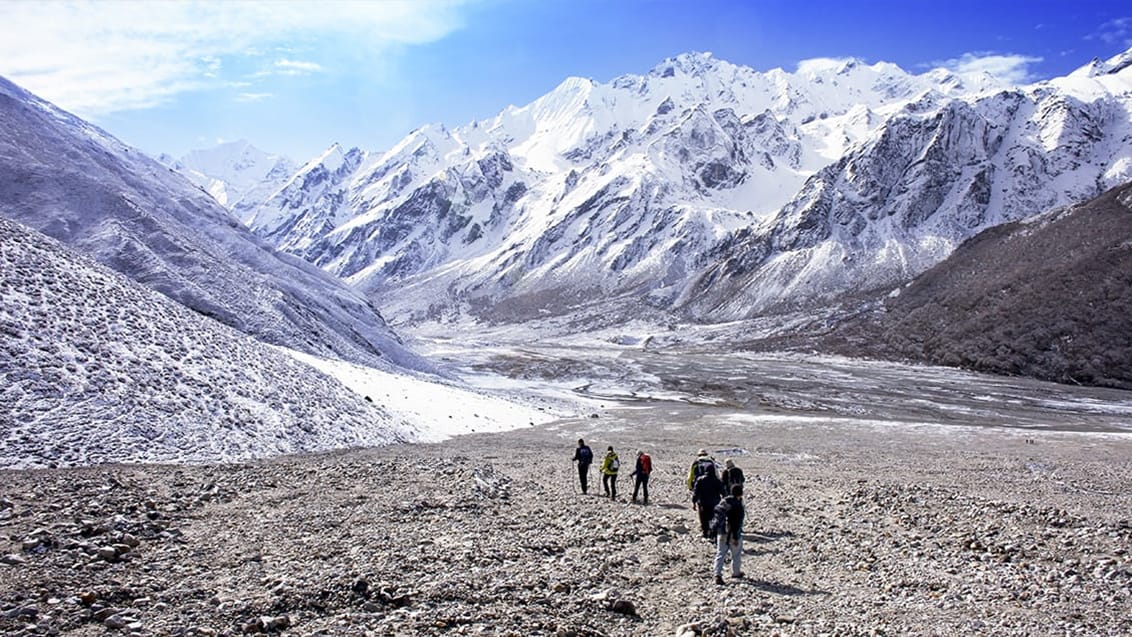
299, 143, 348, 173
794, 56, 864, 77
1068, 46, 1132, 78
650, 51, 718, 78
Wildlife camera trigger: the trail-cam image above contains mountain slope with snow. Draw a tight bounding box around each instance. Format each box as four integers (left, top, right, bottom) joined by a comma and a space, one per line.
683, 57, 1132, 318
219, 49, 1132, 328
0, 216, 418, 468
0, 75, 429, 372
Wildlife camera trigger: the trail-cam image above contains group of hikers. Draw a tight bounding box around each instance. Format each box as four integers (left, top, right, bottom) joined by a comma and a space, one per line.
572, 440, 746, 584
570, 439, 653, 504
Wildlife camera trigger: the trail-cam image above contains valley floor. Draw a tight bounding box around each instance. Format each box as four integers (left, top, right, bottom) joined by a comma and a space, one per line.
2, 396, 1130, 636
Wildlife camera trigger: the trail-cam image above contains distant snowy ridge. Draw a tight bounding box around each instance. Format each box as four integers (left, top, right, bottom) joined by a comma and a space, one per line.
210, 48, 1132, 326
161, 139, 297, 211
0, 216, 417, 469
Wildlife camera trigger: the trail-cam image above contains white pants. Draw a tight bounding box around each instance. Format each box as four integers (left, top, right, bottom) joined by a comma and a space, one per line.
713, 533, 742, 576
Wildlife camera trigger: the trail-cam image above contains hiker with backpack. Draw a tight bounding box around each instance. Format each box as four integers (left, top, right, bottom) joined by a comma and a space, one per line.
601, 446, 620, 500
630, 450, 652, 504
710, 484, 746, 584
691, 458, 724, 539
686, 449, 716, 491
572, 439, 593, 494
721, 459, 745, 493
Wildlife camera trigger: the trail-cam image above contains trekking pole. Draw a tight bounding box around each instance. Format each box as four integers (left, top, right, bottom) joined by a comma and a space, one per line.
571, 461, 578, 495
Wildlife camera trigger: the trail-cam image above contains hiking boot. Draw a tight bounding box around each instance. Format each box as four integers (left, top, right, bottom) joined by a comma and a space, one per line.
714, 574, 725, 586
731, 572, 745, 579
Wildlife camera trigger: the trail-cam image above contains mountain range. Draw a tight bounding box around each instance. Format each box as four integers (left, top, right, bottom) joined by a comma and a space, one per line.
193, 48, 1132, 329
2, 44, 1131, 469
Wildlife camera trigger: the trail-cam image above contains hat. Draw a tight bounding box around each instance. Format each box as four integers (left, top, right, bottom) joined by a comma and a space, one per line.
724, 459, 735, 469
697, 449, 708, 456
608, 446, 614, 451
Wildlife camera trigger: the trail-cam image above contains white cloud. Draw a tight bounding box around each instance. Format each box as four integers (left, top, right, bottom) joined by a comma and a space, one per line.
935, 52, 1043, 84
795, 57, 859, 75
1088, 17, 1132, 48
236, 92, 274, 103
273, 59, 324, 76
0, 0, 473, 118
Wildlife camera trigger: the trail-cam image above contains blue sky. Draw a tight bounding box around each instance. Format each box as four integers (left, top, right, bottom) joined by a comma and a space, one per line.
1, 0, 1130, 162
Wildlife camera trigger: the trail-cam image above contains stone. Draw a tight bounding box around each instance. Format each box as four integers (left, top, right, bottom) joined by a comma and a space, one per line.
610, 599, 637, 616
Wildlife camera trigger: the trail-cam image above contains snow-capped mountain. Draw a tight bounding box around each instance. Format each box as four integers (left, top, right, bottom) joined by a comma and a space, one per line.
161, 139, 297, 212
0, 74, 431, 372
204, 48, 1132, 326
241, 143, 367, 253
0, 216, 417, 468
682, 54, 1132, 318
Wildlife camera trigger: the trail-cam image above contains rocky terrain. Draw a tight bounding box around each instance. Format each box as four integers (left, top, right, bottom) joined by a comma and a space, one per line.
2, 401, 1129, 636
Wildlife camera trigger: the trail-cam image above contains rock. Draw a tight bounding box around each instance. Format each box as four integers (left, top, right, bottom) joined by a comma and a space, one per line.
1, 554, 26, 565
97, 546, 119, 562
610, 599, 637, 616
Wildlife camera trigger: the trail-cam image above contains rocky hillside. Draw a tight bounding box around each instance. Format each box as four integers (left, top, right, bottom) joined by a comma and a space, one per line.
813, 181, 1132, 390
0, 75, 428, 372
0, 216, 418, 469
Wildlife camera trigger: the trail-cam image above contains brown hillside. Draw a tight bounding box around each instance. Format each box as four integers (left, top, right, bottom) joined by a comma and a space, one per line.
825, 181, 1132, 389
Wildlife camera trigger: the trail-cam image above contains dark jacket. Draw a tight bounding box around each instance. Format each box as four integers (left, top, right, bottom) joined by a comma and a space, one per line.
692, 471, 724, 510
573, 445, 593, 466
711, 495, 745, 542
721, 467, 744, 491
631, 454, 651, 478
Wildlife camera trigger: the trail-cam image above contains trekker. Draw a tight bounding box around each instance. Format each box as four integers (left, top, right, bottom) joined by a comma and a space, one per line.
721, 459, 745, 493
711, 484, 746, 584
692, 462, 724, 538
686, 449, 716, 491
630, 450, 653, 504
601, 446, 620, 500
572, 439, 593, 494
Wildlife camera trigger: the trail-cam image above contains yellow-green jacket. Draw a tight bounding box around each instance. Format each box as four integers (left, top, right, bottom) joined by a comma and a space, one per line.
601, 451, 620, 476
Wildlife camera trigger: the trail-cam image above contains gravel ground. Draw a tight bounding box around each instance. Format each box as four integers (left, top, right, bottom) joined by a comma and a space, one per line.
2, 397, 1130, 636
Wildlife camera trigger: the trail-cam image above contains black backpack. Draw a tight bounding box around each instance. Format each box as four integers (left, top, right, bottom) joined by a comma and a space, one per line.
725, 467, 745, 487
578, 446, 593, 464
709, 500, 731, 537
693, 458, 715, 480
